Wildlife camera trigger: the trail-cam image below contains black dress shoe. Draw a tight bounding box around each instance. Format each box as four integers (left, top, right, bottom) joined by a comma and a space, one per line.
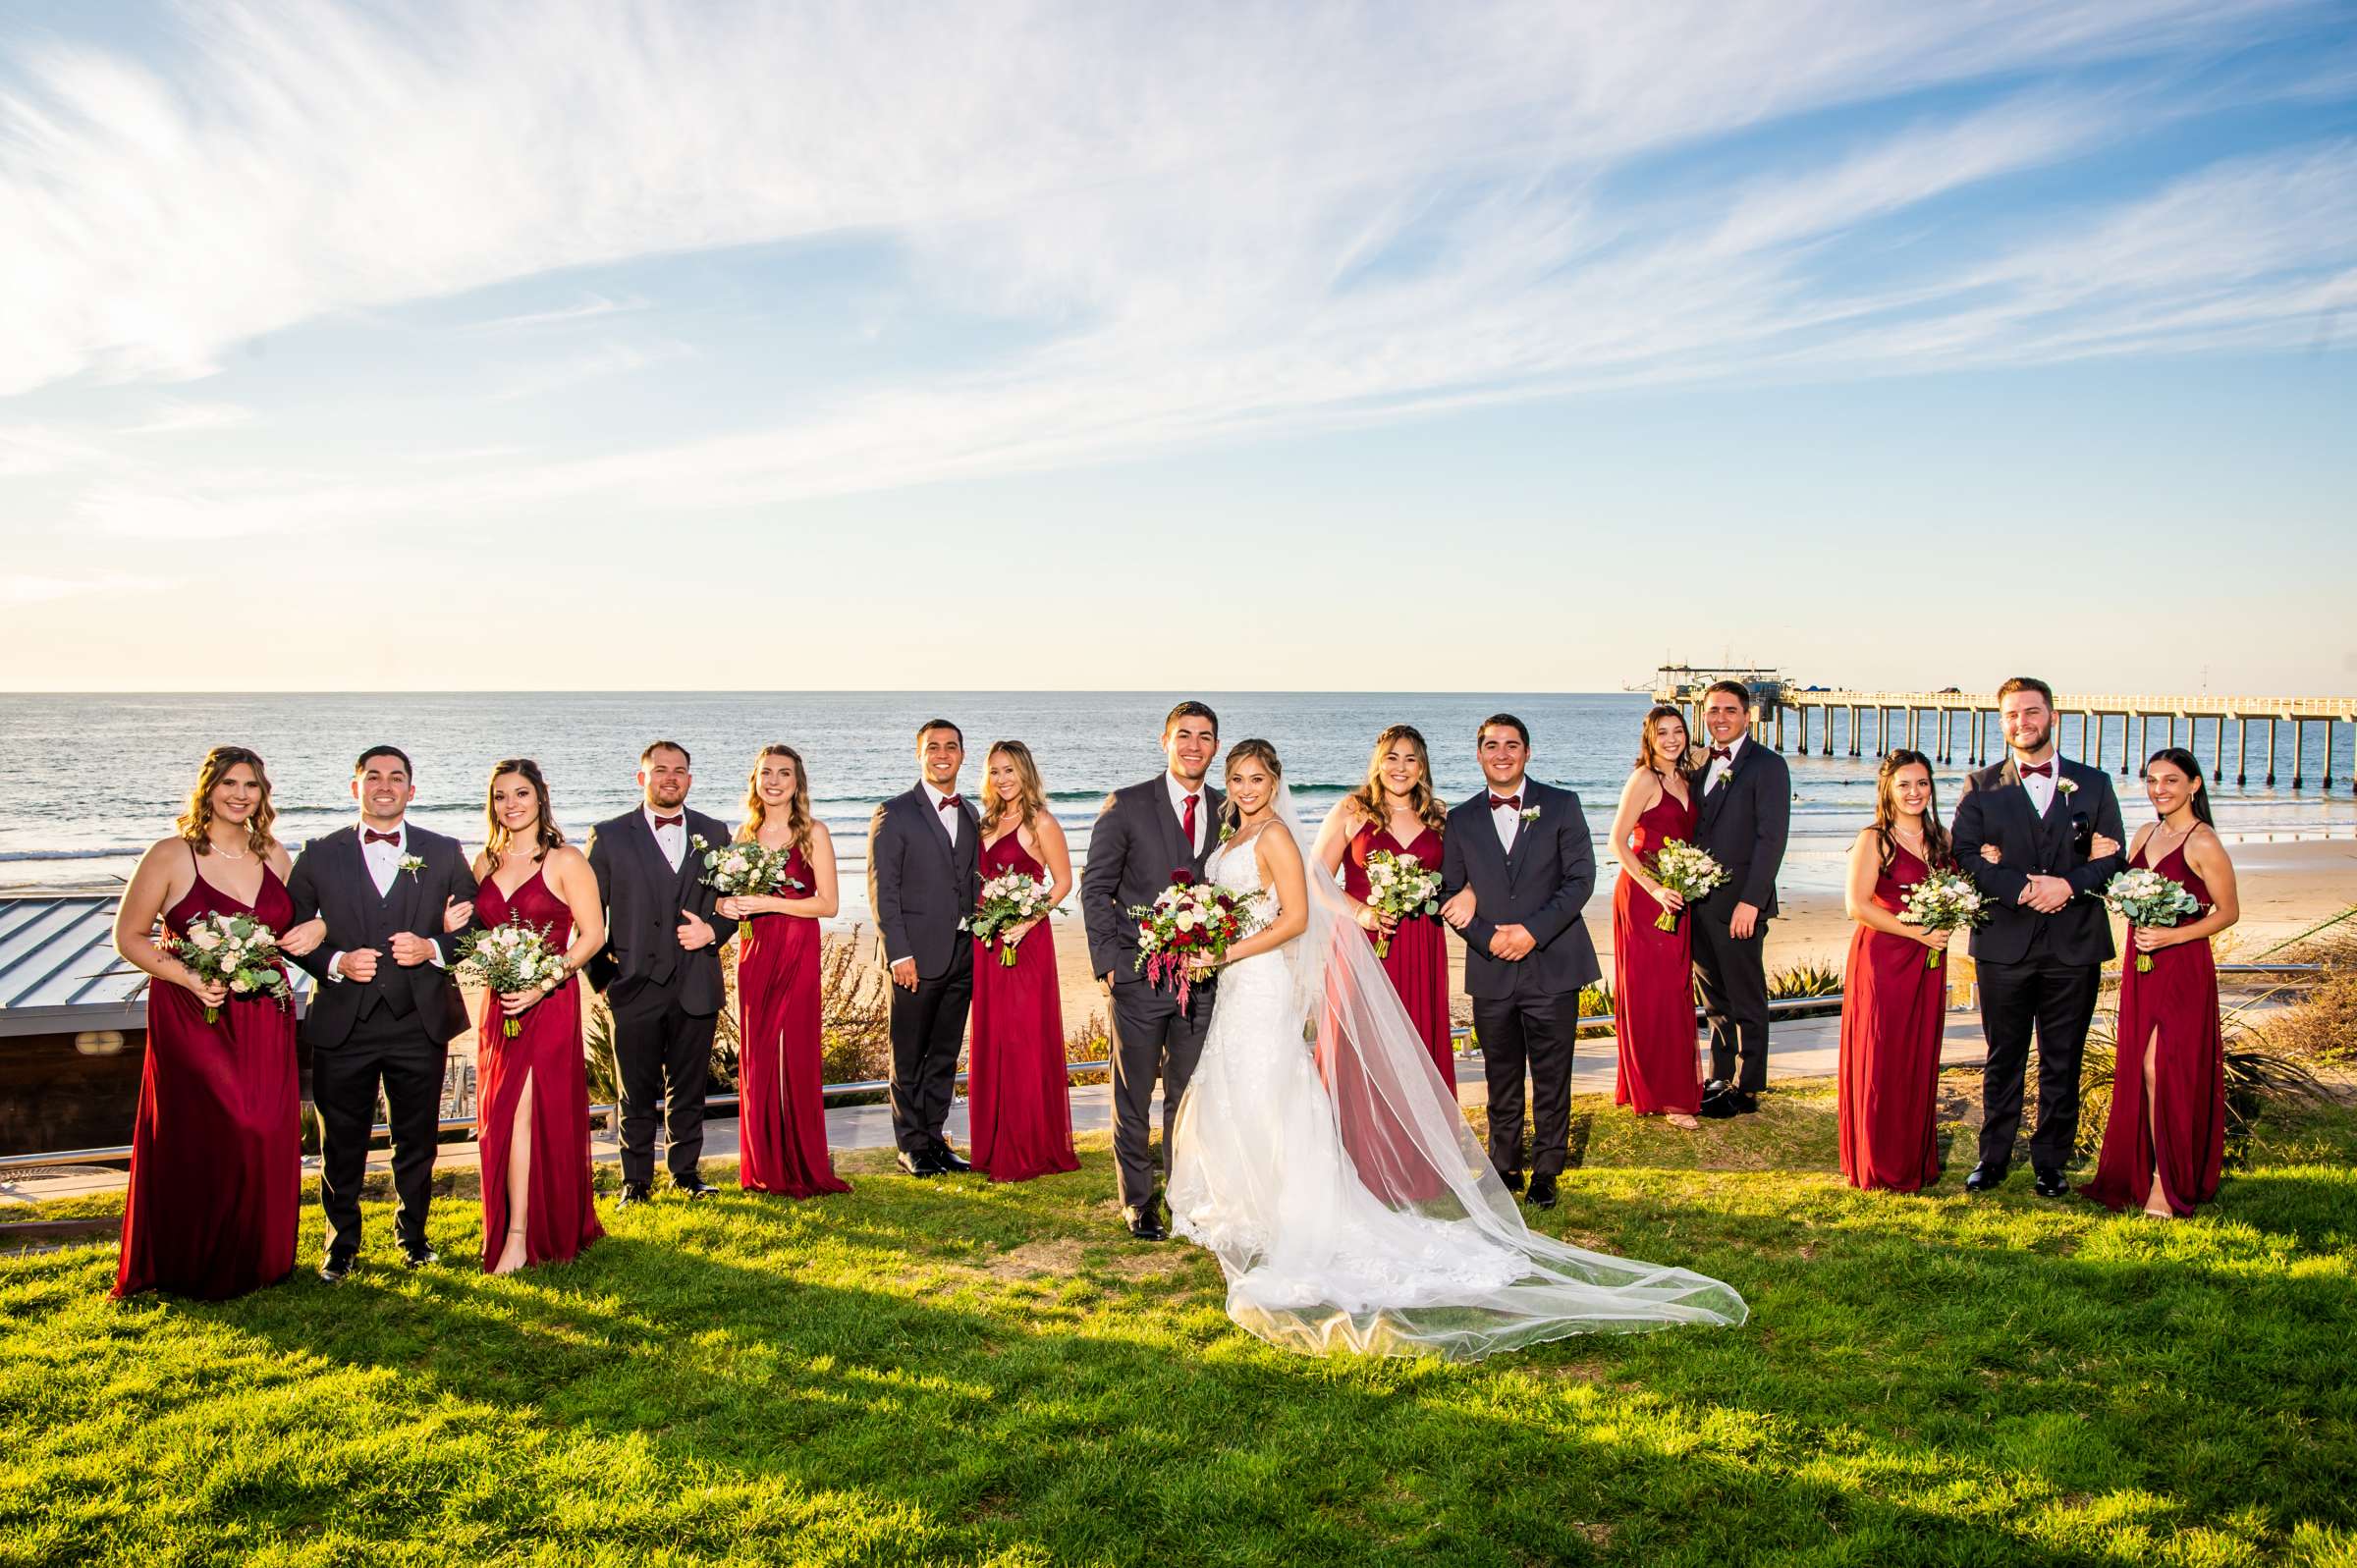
1123, 1203, 1168, 1241
932, 1143, 972, 1174
1526, 1174, 1560, 1210
401, 1245, 438, 1270
897, 1149, 942, 1177
1700, 1086, 1759, 1119
2033, 1169, 2072, 1199
1498, 1169, 1525, 1195
676, 1177, 720, 1201
1963, 1162, 2007, 1194
615, 1181, 653, 1209
317, 1257, 353, 1285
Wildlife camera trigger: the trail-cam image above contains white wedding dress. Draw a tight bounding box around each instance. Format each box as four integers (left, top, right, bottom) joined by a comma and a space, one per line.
1168, 790, 1747, 1360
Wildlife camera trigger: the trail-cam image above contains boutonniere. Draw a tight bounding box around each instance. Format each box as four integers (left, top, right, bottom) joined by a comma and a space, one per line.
399, 853, 425, 881
2056, 777, 2079, 796
1709, 771, 1730, 792
1518, 806, 1541, 826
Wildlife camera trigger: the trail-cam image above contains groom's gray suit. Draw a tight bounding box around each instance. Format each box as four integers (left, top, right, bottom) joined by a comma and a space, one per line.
1082, 775, 1226, 1211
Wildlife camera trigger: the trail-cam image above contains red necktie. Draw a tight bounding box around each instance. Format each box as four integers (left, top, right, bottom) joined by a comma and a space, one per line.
2019, 761, 2053, 780
937, 794, 962, 812
1710, 747, 1731, 762
652, 814, 684, 829
364, 830, 401, 845
1489, 794, 1520, 812
1181, 793, 1199, 845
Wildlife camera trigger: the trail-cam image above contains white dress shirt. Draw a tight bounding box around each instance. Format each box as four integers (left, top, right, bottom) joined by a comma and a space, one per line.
1166, 772, 1207, 855
645, 804, 687, 871
328, 820, 443, 981
1703, 734, 1745, 797
923, 781, 962, 845
2014, 750, 2059, 817
1487, 776, 1528, 852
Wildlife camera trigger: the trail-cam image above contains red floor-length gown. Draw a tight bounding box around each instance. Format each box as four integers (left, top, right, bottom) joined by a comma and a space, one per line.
2081, 842, 2225, 1216
736, 845, 851, 1198
966, 834, 1079, 1182
1613, 790, 1703, 1116
1340, 821, 1455, 1090
114, 850, 301, 1300
473, 866, 604, 1269
1836, 844, 1946, 1193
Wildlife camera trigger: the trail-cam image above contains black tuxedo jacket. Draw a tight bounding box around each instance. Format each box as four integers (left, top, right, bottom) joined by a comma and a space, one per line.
286, 823, 473, 1049
1694, 741, 1791, 918
1951, 756, 2125, 967
1081, 777, 1226, 986
867, 785, 984, 981
1439, 780, 1603, 1001
584, 806, 734, 1014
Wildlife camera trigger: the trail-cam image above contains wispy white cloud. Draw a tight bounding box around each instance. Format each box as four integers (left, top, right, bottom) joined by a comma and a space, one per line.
460, 292, 649, 332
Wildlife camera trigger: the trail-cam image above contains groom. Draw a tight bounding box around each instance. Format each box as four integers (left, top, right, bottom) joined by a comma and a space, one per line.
1083, 700, 1224, 1240
867, 719, 983, 1176
285, 744, 474, 1281
1439, 715, 1601, 1210
1952, 676, 2125, 1197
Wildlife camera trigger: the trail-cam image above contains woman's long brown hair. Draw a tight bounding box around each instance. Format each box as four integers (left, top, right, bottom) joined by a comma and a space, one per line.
1872, 749, 1950, 873
175, 745, 277, 857
1635, 704, 1696, 780
485, 758, 566, 866
739, 744, 814, 861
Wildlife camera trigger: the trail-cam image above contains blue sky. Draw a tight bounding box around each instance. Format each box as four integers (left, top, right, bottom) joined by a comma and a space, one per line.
2, 0, 2352, 692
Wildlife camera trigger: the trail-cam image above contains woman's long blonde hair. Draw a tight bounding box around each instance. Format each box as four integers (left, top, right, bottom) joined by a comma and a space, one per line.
739, 744, 813, 860
1344, 724, 1448, 837
176, 745, 277, 857
980, 740, 1047, 840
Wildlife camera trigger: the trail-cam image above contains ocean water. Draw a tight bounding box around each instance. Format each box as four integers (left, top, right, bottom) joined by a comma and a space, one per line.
5, 692, 2353, 921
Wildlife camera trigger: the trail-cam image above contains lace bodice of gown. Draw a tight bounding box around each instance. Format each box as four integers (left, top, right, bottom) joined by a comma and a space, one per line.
1204, 832, 1289, 1008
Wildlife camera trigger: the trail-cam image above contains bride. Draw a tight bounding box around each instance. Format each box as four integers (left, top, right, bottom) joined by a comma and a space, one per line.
1168, 738, 1747, 1360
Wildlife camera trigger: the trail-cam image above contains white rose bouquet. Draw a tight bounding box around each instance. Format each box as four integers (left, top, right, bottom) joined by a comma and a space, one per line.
2102, 868, 2204, 972
692, 834, 807, 943
1129, 868, 1261, 1013
1643, 839, 1728, 932
162, 911, 292, 1023
1360, 848, 1442, 959
1896, 872, 1990, 969
456, 919, 566, 1037
963, 868, 1061, 967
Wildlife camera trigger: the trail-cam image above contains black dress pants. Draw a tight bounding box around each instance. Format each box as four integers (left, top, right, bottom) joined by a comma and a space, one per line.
1691, 906, 1771, 1091
1106, 978, 1213, 1208
609, 974, 716, 1187
313, 1007, 447, 1263
1975, 953, 2100, 1174
1473, 991, 1577, 1180
887, 944, 972, 1156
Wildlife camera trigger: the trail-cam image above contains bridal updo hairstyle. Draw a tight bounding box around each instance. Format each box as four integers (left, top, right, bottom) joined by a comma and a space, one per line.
176, 744, 278, 857
1221, 738, 1284, 834
485, 758, 566, 865
739, 743, 815, 859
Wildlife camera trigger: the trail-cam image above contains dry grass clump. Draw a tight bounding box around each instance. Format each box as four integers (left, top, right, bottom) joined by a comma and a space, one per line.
2273, 912, 2357, 1065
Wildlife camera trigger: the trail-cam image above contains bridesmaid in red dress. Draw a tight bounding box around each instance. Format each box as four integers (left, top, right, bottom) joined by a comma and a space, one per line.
2082, 748, 2238, 1218
468, 760, 608, 1273
714, 745, 851, 1198
1836, 750, 1956, 1192
966, 741, 1080, 1182
1312, 725, 1454, 1087
110, 747, 325, 1299
1607, 706, 1703, 1129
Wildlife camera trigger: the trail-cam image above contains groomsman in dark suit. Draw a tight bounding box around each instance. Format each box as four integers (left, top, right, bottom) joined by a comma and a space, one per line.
1951, 676, 2126, 1197
584, 740, 732, 1205
1691, 679, 1791, 1117
1438, 715, 1602, 1210
867, 720, 983, 1177
1081, 700, 1224, 1239
286, 745, 475, 1281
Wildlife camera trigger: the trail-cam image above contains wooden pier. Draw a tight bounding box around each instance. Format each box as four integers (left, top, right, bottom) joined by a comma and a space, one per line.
1648, 670, 2357, 790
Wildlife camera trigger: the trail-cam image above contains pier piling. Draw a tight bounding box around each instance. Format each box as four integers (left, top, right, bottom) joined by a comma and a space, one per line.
2235, 716, 2248, 785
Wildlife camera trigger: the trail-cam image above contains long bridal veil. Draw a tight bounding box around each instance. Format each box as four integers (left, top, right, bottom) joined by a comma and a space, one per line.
1221, 779, 1747, 1360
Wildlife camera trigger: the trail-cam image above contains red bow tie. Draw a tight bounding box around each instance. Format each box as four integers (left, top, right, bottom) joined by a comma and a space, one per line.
937, 794, 963, 812
1489, 794, 1521, 812
364, 830, 401, 845
652, 814, 684, 829
1710, 746, 1732, 761
2019, 761, 2054, 780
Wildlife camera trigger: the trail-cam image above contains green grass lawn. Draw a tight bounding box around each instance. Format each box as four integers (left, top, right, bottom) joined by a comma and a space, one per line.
4, 1080, 2353, 1567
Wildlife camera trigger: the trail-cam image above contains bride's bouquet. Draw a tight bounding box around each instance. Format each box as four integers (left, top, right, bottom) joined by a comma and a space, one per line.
1643, 839, 1727, 932
2102, 867, 2205, 972
162, 911, 292, 1023
1896, 872, 1990, 969
1130, 868, 1260, 1013
963, 868, 1060, 967
456, 919, 566, 1037
691, 834, 807, 943
1360, 848, 1442, 959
